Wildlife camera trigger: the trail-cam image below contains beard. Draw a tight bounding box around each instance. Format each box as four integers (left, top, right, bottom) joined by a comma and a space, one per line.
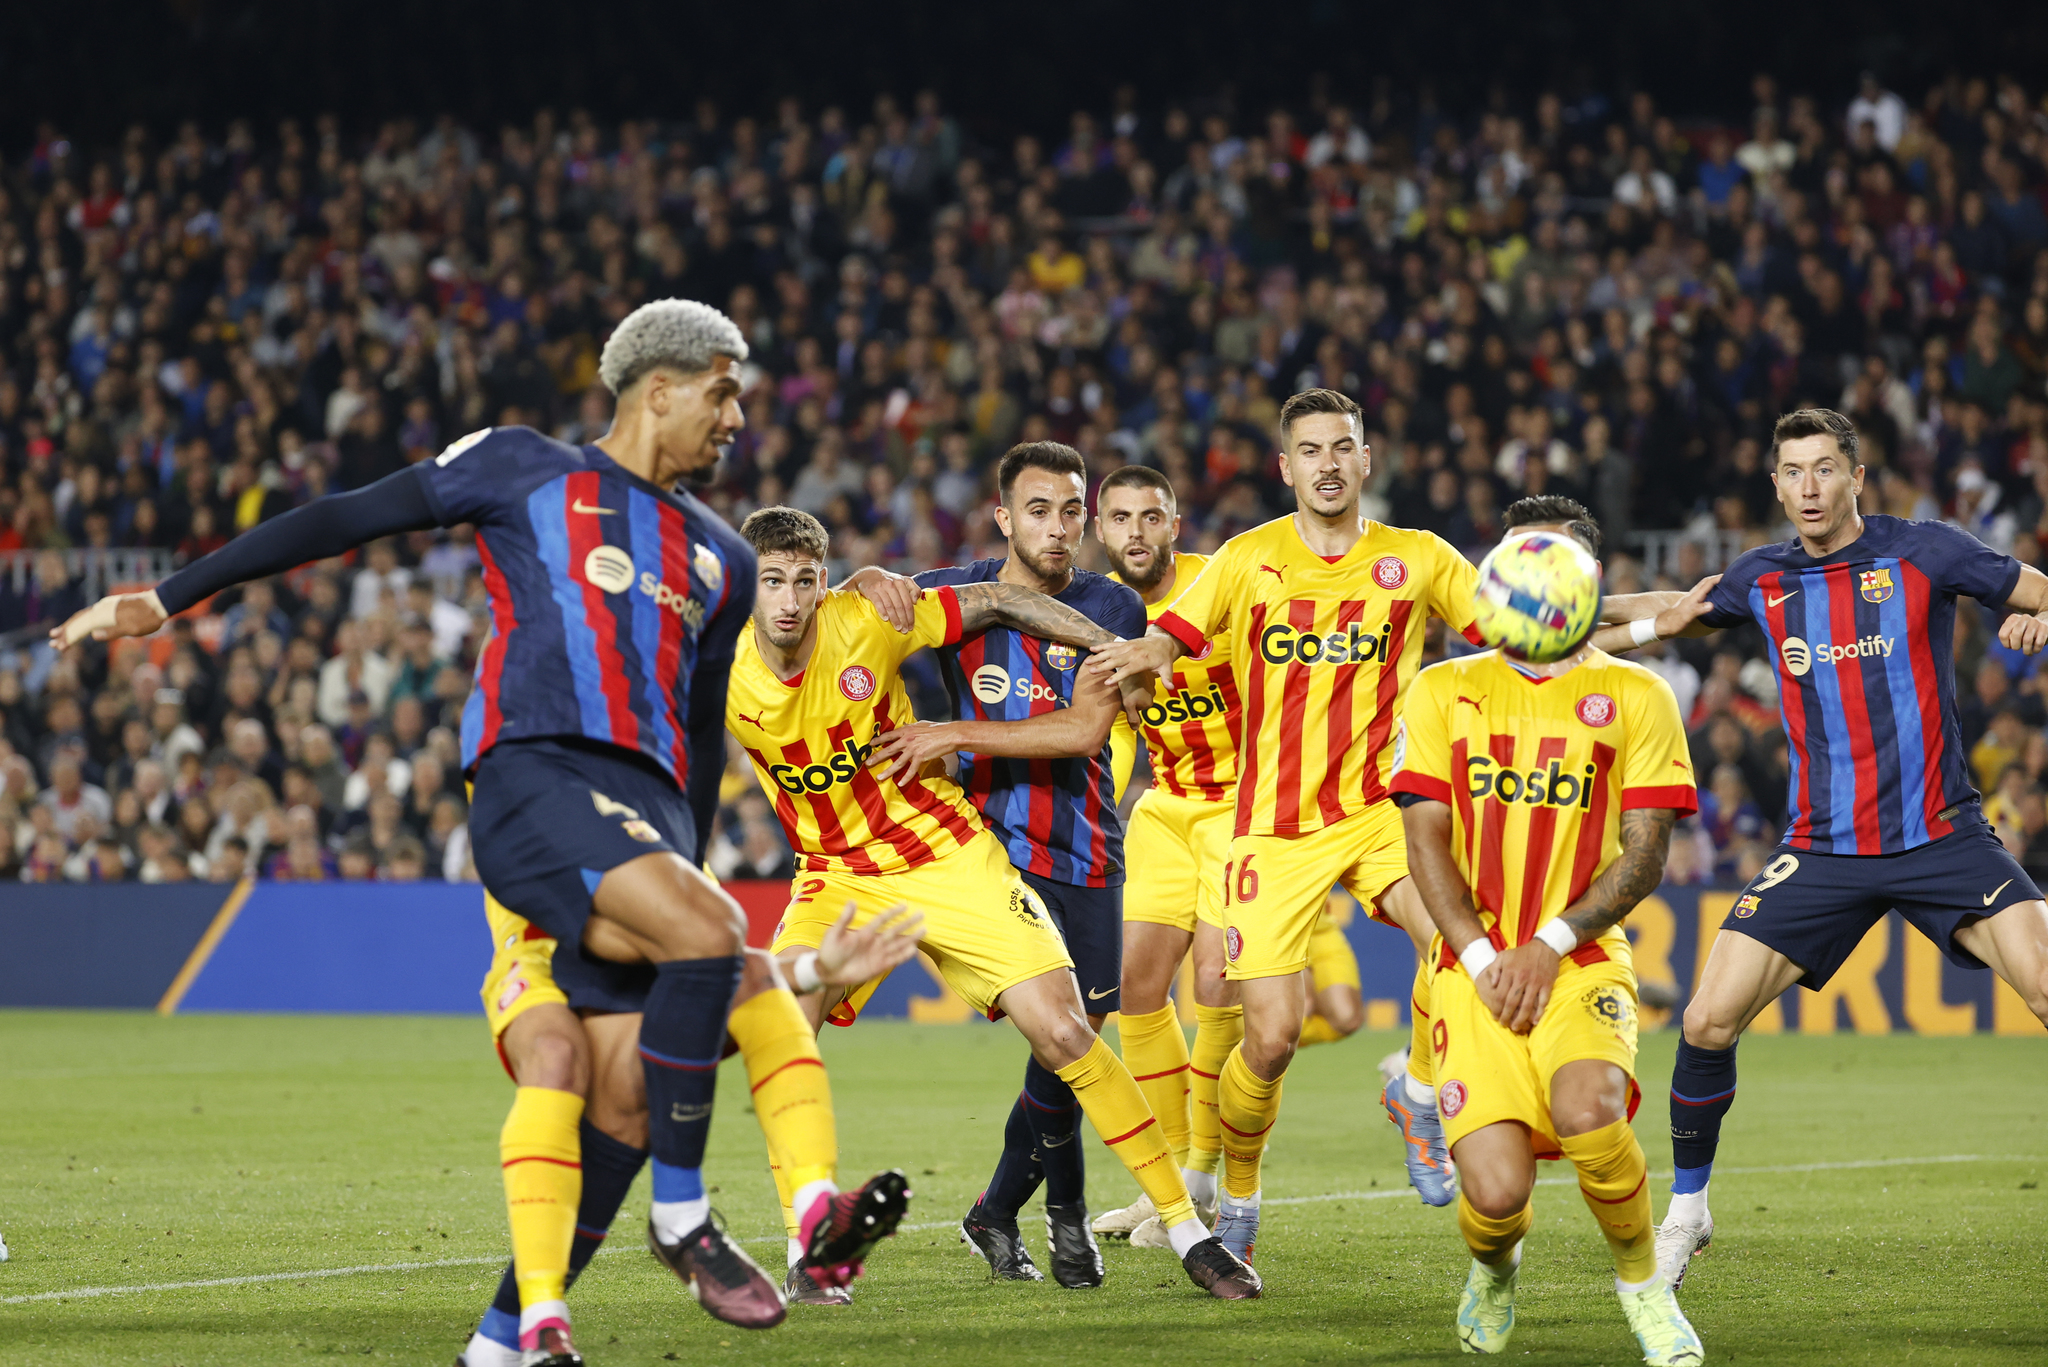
1010, 540, 1073, 584
1111, 546, 1169, 593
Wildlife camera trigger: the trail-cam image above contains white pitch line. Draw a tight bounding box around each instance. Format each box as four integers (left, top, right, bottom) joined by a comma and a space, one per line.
3, 1152, 2035, 1307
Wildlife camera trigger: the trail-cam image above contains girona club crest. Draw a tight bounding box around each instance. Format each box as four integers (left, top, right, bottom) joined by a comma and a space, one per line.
1859, 567, 1895, 603
1576, 693, 1617, 727
838, 666, 877, 701
1438, 1079, 1468, 1118
1372, 555, 1408, 590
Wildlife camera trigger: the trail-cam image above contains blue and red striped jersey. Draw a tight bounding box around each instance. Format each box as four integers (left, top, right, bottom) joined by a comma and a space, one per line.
1702, 515, 2020, 854
915, 560, 1146, 887
415, 427, 754, 799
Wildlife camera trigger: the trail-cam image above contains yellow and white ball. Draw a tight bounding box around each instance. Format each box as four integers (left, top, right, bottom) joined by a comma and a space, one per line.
1472, 531, 1602, 663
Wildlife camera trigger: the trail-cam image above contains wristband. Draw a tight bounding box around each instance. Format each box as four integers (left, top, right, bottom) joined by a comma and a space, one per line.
1629, 616, 1661, 647
1458, 939, 1499, 980
1534, 919, 1579, 956
790, 950, 823, 994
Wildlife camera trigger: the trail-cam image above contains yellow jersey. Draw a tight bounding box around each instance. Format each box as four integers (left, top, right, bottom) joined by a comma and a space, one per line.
1155, 517, 1482, 839
1113, 552, 1241, 803
728, 587, 984, 875
1389, 649, 1698, 954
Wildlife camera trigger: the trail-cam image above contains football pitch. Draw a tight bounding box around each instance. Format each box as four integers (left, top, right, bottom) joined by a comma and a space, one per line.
2, 1012, 2044, 1366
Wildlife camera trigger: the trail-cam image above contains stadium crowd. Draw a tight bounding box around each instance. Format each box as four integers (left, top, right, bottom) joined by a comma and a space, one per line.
4, 70, 2048, 885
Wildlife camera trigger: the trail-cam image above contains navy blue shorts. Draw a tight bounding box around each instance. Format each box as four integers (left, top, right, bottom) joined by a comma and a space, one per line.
470, 736, 693, 1012
1022, 872, 1122, 1015
1723, 820, 2037, 989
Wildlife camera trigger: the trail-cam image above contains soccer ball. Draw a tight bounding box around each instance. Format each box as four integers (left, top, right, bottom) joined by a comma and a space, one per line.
1472, 531, 1602, 663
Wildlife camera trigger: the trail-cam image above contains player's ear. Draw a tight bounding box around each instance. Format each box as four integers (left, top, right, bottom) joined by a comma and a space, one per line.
1277, 451, 1295, 487
994, 503, 1013, 537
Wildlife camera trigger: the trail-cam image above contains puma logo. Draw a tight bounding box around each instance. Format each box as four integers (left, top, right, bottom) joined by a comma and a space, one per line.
572, 499, 617, 516
1258, 564, 1286, 581
1766, 590, 1798, 607
735, 711, 764, 728
1456, 695, 1487, 712
1673, 759, 1690, 771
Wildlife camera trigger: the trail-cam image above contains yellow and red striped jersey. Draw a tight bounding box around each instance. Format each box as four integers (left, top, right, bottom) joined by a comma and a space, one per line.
1155, 517, 1482, 838
1389, 649, 1697, 954
728, 588, 985, 875
1113, 552, 1241, 803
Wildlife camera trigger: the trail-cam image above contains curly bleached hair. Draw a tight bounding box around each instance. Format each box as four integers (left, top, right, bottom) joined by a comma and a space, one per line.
597, 298, 749, 396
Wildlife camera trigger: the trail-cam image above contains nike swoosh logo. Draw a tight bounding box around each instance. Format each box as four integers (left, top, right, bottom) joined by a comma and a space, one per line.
1040, 1135, 1074, 1147
572, 499, 617, 515
1766, 590, 1797, 607
1086, 987, 1116, 1001
1984, 878, 2014, 907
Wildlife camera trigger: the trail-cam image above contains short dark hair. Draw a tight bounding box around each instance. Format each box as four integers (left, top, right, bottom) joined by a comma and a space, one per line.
739, 505, 831, 561
1503, 496, 1601, 557
1097, 464, 1176, 508
996, 441, 1087, 502
1278, 387, 1362, 441
1771, 407, 1859, 466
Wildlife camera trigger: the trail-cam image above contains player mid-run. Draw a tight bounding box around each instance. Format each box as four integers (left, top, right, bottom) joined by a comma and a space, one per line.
1605, 407, 2048, 1291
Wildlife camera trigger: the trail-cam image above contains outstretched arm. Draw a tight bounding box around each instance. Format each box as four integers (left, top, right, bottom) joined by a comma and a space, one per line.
1587, 575, 1723, 655
1998, 564, 2048, 654
51, 465, 443, 648
866, 664, 1121, 783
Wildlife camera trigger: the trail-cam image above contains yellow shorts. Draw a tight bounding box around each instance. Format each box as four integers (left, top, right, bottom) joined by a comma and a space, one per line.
771, 830, 1071, 1024
1306, 899, 1361, 992
1220, 802, 1407, 980
1428, 942, 1641, 1160
480, 890, 568, 1073
1122, 787, 1233, 932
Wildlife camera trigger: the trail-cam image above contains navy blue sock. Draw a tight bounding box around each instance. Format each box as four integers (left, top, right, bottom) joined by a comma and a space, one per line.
1669, 1036, 1738, 1194
485, 1119, 649, 1333
640, 955, 743, 1222
981, 1090, 1045, 1220
1019, 1057, 1085, 1208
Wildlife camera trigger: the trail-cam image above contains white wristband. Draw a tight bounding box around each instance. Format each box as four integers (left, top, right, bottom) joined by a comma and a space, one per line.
1629, 616, 1661, 647
1458, 939, 1499, 980
1534, 919, 1579, 956
790, 950, 823, 994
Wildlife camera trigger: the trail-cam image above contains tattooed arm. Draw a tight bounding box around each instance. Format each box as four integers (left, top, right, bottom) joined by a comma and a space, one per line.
950, 581, 1120, 648
1486, 807, 1677, 1033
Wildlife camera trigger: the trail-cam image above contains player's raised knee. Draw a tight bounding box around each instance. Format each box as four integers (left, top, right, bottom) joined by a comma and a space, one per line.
1458, 1168, 1532, 1220
1680, 997, 1741, 1051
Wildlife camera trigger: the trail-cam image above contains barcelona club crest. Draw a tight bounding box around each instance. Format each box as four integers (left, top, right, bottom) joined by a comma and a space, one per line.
1734, 892, 1761, 918
1858, 567, 1895, 604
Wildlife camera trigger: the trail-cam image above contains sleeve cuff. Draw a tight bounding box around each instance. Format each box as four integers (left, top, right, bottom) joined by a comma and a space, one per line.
1459, 622, 1485, 646
1156, 610, 1208, 656
1993, 558, 2023, 611
1388, 771, 1453, 804
934, 585, 963, 645
1622, 784, 1699, 815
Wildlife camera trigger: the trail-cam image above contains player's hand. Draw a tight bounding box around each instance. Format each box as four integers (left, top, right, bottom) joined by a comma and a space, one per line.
1086, 633, 1178, 697
1115, 671, 1156, 728
1999, 610, 2048, 655
51, 589, 168, 649
1484, 942, 1561, 1034
816, 901, 926, 986
866, 721, 959, 784
1653, 574, 1721, 640
848, 565, 919, 633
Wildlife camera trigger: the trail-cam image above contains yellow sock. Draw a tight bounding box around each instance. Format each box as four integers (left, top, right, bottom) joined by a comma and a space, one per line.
1117, 1004, 1192, 1168
728, 987, 836, 1239
1298, 1013, 1343, 1047
1187, 1004, 1243, 1175
500, 1086, 584, 1313
1457, 1192, 1533, 1265
1407, 963, 1435, 1088
1559, 1118, 1655, 1284
1216, 1045, 1283, 1201
1056, 1037, 1197, 1227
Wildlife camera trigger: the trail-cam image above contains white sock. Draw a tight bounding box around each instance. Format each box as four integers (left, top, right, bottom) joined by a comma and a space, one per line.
1616, 1271, 1660, 1294
1182, 1168, 1217, 1206
1404, 1071, 1435, 1107
649, 1197, 711, 1244
1221, 1188, 1261, 1211
1478, 1239, 1523, 1278
1666, 1186, 1710, 1227
517, 1298, 570, 1340
786, 1236, 805, 1269
463, 1330, 523, 1367
792, 1178, 837, 1230
1165, 1216, 1211, 1257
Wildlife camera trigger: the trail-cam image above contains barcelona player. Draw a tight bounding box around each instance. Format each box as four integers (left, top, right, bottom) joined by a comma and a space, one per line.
1391, 527, 1704, 1364
59, 299, 789, 1358
1091, 388, 1496, 1268
1594, 409, 2048, 1292
727, 505, 1260, 1300
849, 442, 1146, 1286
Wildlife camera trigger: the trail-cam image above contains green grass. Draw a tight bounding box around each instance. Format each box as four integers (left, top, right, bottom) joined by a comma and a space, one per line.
2, 1013, 2045, 1366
